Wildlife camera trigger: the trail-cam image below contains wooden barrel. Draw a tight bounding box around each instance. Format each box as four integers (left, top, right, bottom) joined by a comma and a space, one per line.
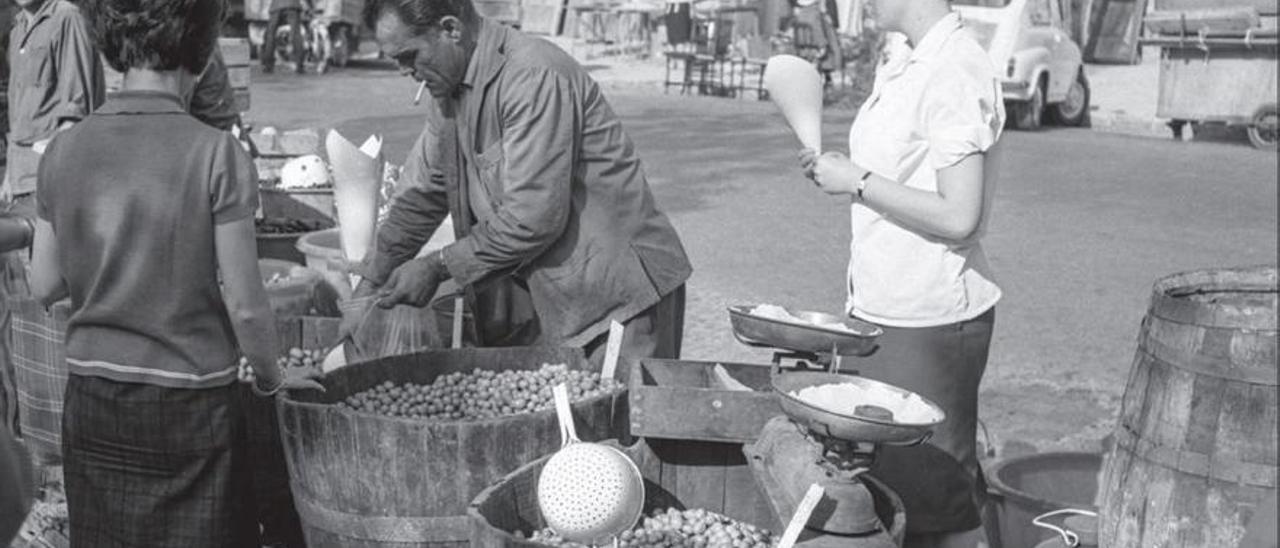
1099, 266, 1278, 547
468, 439, 907, 547
278, 347, 629, 547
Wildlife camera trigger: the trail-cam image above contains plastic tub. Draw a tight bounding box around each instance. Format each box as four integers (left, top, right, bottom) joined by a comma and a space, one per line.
259, 259, 325, 317
296, 229, 352, 299
985, 452, 1102, 548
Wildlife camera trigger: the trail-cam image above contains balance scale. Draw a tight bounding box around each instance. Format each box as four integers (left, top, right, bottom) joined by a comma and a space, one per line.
728, 304, 945, 546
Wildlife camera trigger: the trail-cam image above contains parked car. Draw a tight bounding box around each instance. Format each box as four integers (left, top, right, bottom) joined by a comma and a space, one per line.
955, 0, 1090, 130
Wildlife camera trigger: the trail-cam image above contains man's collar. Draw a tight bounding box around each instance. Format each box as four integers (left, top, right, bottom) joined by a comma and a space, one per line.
907, 12, 963, 63
18, 0, 60, 32
95, 91, 188, 115
461, 19, 507, 91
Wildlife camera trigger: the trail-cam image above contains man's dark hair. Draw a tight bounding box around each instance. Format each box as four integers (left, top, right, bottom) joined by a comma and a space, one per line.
84, 0, 225, 74
363, 0, 476, 35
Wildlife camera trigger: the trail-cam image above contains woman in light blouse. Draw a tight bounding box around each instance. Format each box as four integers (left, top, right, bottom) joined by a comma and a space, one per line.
799, 0, 1005, 545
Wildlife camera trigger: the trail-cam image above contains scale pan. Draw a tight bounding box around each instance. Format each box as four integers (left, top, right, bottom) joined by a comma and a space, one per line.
771, 371, 945, 445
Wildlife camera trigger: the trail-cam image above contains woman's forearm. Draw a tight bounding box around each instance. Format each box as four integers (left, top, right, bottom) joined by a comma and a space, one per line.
860, 173, 980, 240
226, 299, 280, 384
859, 154, 986, 241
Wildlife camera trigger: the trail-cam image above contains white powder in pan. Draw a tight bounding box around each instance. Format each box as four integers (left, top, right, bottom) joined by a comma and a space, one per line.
751, 304, 856, 333
793, 383, 942, 425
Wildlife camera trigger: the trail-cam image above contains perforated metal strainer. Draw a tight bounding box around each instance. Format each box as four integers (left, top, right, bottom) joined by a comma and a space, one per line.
536, 384, 644, 546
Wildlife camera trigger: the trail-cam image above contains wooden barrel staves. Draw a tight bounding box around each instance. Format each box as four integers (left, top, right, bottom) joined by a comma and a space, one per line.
277, 346, 629, 547
1099, 265, 1278, 547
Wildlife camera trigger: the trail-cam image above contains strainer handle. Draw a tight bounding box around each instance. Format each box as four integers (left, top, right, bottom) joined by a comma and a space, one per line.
553, 383, 580, 447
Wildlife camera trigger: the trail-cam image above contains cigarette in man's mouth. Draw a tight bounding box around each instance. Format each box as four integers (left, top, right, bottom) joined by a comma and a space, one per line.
413, 81, 427, 105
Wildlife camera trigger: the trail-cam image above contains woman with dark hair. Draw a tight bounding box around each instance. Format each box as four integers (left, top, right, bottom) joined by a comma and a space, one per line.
798, 0, 1005, 544
28, 0, 321, 546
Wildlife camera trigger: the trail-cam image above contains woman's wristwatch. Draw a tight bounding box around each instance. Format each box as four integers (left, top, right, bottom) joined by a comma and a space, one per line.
856, 169, 873, 200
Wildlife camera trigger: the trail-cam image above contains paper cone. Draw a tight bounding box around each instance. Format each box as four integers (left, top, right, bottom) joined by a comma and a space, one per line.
326, 129, 382, 283
763, 55, 824, 153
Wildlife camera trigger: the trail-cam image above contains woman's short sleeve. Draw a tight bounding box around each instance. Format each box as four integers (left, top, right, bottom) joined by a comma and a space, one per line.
923, 68, 1004, 170
209, 134, 260, 225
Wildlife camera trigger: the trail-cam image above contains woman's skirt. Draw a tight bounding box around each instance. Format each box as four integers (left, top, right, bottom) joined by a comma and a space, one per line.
852, 308, 995, 535
61, 374, 256, 548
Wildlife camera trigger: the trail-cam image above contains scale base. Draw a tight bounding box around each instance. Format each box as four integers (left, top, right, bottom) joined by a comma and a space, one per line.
743, 417, 901, 547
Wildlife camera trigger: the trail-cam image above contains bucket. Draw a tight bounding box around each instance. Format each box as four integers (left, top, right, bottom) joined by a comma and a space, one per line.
296, 229, 353, 299
984, 452, 1102, 548
259, 259, 331, 317
1099, 266, 1277, 547
296, 220, 456, 301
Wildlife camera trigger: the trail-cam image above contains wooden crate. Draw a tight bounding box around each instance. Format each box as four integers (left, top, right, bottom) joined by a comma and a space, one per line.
476, 0, 523, 27
522, 0, 567, 34
629, 358, 781, 443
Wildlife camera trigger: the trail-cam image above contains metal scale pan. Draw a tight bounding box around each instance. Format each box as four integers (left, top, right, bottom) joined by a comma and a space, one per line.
727, 304, 882, 357
771, 372, 946, 446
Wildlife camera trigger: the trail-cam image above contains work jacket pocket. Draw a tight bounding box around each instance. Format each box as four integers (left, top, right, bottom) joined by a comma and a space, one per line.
474, 140, 504, 215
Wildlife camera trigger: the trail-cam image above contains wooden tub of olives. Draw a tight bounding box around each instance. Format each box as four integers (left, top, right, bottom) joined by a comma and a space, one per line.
277, 346, 630, 547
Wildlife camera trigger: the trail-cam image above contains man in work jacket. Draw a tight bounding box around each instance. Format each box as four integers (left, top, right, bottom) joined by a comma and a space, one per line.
356, 0, 692, 369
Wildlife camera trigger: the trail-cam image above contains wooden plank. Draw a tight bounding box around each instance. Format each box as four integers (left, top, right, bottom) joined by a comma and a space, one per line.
522, 0, 567, 34
1155, 0, 1277, 16
227, 65, 252, 89
219, 38, 253, 65
476, 0, 522, 26
1145, 7, 1261, 35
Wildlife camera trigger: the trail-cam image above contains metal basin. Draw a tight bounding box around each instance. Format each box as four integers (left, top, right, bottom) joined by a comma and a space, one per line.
771, 371, 944, 445
728, 305, 882, 356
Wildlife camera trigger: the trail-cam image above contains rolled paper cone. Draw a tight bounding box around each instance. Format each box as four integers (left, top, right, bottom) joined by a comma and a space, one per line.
763, 55, 824, 153
326, 129, 382, 272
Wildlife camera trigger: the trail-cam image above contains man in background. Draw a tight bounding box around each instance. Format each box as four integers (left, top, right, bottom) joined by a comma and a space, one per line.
262, 0, 310, 74
1, 0, 103, 434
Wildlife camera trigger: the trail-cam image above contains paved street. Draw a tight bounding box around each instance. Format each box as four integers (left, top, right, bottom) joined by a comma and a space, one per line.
248, 63, 1278, 455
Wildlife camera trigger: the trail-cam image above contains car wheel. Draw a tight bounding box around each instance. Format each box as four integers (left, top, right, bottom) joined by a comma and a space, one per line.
1050, 69, 1090, 126
1011, 79, 1045, 130
1246, 104, 1278, 151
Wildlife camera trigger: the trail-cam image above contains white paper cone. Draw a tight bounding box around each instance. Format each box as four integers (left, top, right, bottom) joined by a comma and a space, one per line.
326, 129, 382, 276
764, 55, 824, 153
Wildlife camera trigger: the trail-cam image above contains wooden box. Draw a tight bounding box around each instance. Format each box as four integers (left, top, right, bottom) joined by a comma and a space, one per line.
629, 358, 782, 443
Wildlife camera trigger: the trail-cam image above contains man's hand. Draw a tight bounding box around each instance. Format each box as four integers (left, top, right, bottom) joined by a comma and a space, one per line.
376, 254, 450, 309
